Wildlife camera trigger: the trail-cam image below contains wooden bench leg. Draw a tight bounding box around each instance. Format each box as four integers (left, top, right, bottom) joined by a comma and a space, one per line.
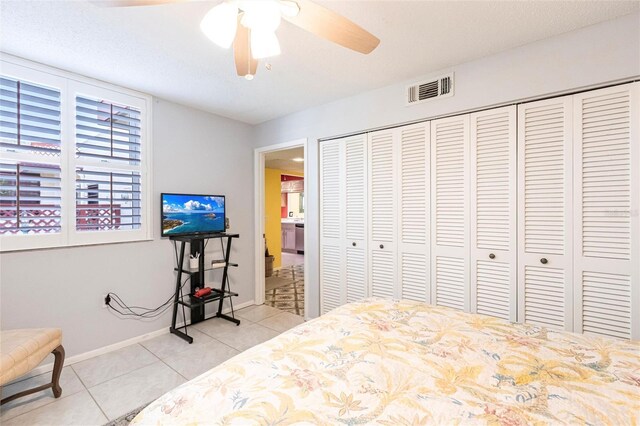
0, 344, 65, 406
51, 345, 64, 398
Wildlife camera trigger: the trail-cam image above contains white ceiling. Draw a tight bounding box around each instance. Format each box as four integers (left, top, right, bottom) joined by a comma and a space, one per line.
265, 146, 304, 173
1, 1, 637, 124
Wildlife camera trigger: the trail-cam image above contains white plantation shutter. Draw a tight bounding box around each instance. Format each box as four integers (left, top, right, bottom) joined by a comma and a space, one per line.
573, 83, 639, 340
430, 115, 470, 311
0, 162, 62, 234
470, 106, 516, 321
0, 66, 67, 250
368, 129, 397, 299
320, 139, 344, 313
71, 81, 149, 244
0, 59, 151, 251
398, 123, 430, 302
75, 96, 141, 164
75, 168, 142, 231
0, 77, 61, 156
344, 135, 368, 303
517, 96, 573, 331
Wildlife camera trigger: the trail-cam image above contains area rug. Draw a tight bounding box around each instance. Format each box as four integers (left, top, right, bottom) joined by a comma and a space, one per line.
265, 264, 304, 316
103, 404, 149, 426
265, 275, 291, 292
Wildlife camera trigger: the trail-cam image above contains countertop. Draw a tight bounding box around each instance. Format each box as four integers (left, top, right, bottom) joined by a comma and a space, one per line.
281, 218, 304, 224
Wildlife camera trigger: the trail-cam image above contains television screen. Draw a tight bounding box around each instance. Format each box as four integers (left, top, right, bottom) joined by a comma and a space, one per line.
161, 193, 225, 237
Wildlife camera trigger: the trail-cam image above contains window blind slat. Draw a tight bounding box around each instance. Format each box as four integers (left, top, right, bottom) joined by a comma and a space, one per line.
76, 142, 140, 156
76, 113, 141, 132
74, 151, 141, 164
1, 110, 61, 127
0, 121, 61, 136
74, 133, 140, 149
76, 97, 141, 117
76, 123, 140, 141
1, 99, 61, 118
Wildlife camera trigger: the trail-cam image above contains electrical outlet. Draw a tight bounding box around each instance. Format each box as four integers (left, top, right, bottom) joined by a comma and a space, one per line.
103, 294, 110, 308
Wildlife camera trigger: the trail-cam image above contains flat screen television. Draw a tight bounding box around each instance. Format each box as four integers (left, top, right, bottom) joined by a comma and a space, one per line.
161, 193, 225, 237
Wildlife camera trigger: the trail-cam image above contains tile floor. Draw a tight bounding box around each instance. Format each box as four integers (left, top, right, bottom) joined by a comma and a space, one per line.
281, 252, 304, 267
0, 304, 304, 426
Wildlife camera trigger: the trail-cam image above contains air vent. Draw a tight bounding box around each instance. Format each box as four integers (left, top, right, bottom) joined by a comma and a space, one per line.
406, 73, 454, 105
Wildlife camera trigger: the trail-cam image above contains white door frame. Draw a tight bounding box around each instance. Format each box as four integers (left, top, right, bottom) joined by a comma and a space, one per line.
254, 138, 308, 318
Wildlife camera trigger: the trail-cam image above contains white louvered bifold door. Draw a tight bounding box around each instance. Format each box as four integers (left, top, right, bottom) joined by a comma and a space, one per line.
517, 96, 574, 331
470, 106, 517, 321
430, 115, 470, 311
344, 134, 369, 303
320, 138, 345, 314
368, 129, 398, 299
573, 82, 640, 340
398, 123, 430, 302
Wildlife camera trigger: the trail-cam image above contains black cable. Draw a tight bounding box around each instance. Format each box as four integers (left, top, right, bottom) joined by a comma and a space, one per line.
108, 292, 172, 315
106, 275, 191, 318
109, 295, 171, 318
107, 301, 174, 319
108, 299, 173, 318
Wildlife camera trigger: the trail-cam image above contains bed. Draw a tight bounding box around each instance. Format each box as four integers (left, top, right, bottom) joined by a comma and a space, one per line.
132, 298, 639, 425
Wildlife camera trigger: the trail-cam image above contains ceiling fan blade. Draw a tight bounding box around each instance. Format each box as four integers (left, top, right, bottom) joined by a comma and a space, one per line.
284, 0, 380, 54
233, 15, 258, 78
90, 0, 187, 7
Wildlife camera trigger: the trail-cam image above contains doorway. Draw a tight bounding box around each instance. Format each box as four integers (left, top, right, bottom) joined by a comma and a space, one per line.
254, 139, 307, 318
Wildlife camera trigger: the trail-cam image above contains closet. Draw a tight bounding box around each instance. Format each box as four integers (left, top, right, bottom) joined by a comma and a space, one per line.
470, 107, 517, 322
319, 82, 639, 339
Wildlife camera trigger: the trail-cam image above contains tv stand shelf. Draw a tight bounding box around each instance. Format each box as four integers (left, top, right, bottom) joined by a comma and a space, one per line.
169, 233, 240, 344
173, 263, 238, 275
177, 288, 239, 309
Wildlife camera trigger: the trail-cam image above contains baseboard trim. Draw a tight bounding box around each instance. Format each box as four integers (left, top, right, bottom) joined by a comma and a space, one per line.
27, 300, 256, 378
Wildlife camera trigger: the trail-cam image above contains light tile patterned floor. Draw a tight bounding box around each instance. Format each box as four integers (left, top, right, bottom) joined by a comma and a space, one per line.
265, 264, 305, 316
0, 304, 303, 425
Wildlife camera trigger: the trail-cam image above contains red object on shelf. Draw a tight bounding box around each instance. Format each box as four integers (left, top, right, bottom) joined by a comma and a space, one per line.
194, 287, 212, 298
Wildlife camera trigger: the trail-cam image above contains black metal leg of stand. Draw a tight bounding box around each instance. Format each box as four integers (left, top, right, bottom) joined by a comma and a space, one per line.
170, 241, 194, 343
216, 236, 240, 325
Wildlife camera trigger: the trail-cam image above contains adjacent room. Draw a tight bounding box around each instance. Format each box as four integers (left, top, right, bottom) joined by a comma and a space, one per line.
0, 1, 638, 425
263, 146, 305, 317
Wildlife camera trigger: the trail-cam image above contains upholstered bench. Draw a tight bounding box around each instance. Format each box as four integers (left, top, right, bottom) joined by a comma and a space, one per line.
0, 329, 65, 405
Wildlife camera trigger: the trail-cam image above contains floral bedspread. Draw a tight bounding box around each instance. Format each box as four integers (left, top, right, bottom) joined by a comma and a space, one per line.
132, 298, 640, 425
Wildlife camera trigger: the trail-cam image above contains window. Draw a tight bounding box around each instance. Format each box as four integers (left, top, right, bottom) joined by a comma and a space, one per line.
0, 58, 152, 251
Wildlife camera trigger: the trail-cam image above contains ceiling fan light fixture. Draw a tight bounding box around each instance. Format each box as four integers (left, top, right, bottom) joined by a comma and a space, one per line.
251, 30, 281, 59
200, 1, 239, 49
244, 74, 254, 81
240, 1, 281, 32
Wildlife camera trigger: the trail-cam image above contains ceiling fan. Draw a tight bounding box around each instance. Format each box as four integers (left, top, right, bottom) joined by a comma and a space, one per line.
93, 0, 380, 80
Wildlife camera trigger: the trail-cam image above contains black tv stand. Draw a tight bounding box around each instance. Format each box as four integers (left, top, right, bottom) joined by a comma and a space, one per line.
169, 233, 240, 344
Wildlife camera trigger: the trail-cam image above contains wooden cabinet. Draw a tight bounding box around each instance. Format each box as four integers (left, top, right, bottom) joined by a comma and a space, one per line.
281, 223, 297, 252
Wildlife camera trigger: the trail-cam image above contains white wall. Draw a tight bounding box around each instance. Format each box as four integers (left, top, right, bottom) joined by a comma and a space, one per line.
1, 12, 639, 358
253, 12, 640, 318
0, 98, 255, 357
